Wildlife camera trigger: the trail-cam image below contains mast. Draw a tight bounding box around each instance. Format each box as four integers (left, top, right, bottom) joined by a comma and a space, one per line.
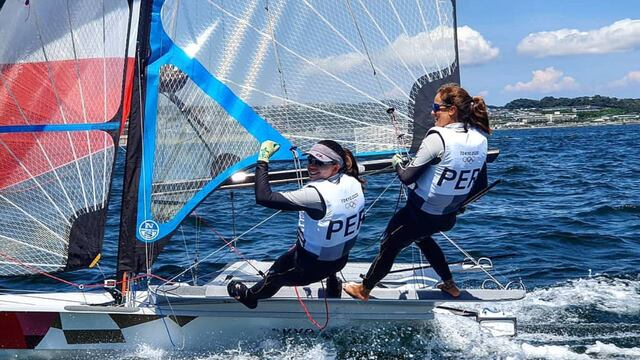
409, 0, 461, 153
116, 0, 158, 278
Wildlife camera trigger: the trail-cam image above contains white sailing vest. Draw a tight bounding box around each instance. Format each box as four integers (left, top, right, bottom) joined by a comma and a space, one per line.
414, 125, 488, 215
297, 174, 365, 261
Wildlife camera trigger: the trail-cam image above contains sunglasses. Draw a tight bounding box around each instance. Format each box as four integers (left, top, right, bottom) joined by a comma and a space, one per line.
307, 156, 335, 167
432, 103, 452, 113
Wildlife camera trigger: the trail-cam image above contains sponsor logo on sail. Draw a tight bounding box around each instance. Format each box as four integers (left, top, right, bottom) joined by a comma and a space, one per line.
139, 220, 160, 241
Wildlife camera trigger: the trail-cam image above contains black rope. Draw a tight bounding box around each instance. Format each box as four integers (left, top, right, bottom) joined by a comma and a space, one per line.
230, 191, 237, 237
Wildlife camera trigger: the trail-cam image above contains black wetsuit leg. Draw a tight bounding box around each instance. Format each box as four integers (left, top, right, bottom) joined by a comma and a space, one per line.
362, 202, 456, 290
249, 245, 348, 301
362, 205, 418, 290
249, 246, 300, 300
415, 234, 454, 281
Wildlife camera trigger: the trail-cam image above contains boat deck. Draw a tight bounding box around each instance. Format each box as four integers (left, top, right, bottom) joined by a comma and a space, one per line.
150, 260, 525, 303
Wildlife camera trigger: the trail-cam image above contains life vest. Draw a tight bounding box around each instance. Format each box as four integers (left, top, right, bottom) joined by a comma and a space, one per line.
413, 124, 487, 215
297, 174, 365, 261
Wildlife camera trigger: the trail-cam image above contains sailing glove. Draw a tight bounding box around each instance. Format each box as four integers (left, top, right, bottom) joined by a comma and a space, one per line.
258, 140, 280, 162
391, 154, 404, 168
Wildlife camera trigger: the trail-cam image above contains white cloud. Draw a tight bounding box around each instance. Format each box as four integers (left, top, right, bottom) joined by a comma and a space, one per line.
380, 28, 454, 68
457, 26, 500, 65
312, 52, 368, 74
306, 25, 498, 76
505, 67, 578, 93
517, 18, 640, 57
478, 90, 489, 98
609, 70, 640, 87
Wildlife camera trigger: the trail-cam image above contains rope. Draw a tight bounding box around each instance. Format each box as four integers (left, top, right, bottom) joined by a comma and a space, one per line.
0, 249, 171, 291
294, 282, 330, 331
438, 231, 506, 289
290, 146, 331, 329
155, 292, 186, 350
161, 210, 283, 286
387, 108, 411, 159
291, 147, 305, 188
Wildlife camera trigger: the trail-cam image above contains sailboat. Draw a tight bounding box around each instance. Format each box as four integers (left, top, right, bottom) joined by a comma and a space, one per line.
0, 0, 524, 352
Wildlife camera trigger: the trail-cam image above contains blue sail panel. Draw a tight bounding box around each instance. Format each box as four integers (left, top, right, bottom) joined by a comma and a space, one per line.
137, 0, 294, 242
136, 0, 459, 242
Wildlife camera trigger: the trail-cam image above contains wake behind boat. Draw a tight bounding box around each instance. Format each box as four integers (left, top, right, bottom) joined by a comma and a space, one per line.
0, 0, 525, 352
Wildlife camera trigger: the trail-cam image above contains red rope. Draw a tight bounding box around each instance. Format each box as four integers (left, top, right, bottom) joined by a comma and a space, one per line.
0, 250, 169, 289
293, 283, 330, 331
196, 214, 331, 329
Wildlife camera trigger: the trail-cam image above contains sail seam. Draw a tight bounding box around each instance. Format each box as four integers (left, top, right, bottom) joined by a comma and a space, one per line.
0, 123, 120, 133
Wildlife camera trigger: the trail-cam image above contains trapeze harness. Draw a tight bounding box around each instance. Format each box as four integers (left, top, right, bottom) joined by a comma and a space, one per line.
297, 175, 365, 261
361, 123, 488, 290
248, 166, 365, 302
411, 124, 488, 214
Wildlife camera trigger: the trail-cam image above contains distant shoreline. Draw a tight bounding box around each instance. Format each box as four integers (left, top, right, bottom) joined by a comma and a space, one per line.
493, 120, 640, 131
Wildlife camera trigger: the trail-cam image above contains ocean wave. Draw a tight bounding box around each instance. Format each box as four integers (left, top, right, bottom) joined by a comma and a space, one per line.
503, 165, 530, 175
423, 275, 640, 359
467, 275, 640, 321
585, 341, 640, 358
536, 230, 624, 245
577, 204, 640, 216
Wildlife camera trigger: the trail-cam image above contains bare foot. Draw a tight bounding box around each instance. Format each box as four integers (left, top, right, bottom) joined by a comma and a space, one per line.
343, 282, 371, 301
436, 279, 461, 298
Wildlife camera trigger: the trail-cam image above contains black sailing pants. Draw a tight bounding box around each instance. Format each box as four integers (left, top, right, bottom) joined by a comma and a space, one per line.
249, 244, 348, 300
362, 201, 457, 290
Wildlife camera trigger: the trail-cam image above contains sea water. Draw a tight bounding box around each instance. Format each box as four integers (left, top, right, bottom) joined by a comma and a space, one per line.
2, 124, 639, 359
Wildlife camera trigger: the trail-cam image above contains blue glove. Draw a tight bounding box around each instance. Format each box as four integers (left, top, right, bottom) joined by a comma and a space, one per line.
258, 140, 280, 162
391, 154, 404, 168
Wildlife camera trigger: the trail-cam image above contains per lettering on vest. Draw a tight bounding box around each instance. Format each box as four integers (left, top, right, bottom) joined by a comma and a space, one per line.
437, 167, 481, 189
326, 208, 365, 240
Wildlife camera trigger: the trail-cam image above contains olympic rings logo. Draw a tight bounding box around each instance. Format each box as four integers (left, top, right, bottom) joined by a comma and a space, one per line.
462, 156, 475, 163
344, 200, 358, 209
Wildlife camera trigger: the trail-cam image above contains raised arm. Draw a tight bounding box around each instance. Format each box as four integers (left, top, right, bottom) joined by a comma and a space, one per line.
254, 161, 326, 220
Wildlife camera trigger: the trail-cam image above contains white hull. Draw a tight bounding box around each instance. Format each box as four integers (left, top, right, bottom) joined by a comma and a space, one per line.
0, 261, 524, 351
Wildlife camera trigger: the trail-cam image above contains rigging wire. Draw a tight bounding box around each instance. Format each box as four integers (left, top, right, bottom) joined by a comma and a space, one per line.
161, 210, 283, 286
289, 147, 331, 331
345, 0, 410, 157
264, 0, 293, 133
0, 249, 171, 293
345, 0, 385, 96
438, 231, 506, 289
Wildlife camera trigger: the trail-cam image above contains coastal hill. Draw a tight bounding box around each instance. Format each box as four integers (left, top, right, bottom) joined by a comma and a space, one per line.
491, 95, 640, 129
504, 95, 640, 113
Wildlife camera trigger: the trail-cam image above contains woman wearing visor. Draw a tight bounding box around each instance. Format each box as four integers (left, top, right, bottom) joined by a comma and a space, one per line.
344, 83, 491, 300
227, 140, 365, 309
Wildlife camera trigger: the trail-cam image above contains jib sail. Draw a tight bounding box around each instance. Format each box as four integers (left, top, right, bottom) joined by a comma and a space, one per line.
0, 0, 139, 276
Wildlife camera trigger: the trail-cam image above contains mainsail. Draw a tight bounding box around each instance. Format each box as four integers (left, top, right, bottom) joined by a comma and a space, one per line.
0, 0, 138, 276
118, 0, 460, 276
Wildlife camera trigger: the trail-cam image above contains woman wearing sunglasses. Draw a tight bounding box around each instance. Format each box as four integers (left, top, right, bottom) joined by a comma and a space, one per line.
228, 140, 365, 309
345, 83, 491, 300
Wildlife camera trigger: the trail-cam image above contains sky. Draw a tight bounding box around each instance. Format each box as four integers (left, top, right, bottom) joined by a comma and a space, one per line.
456, 0, 640, 106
